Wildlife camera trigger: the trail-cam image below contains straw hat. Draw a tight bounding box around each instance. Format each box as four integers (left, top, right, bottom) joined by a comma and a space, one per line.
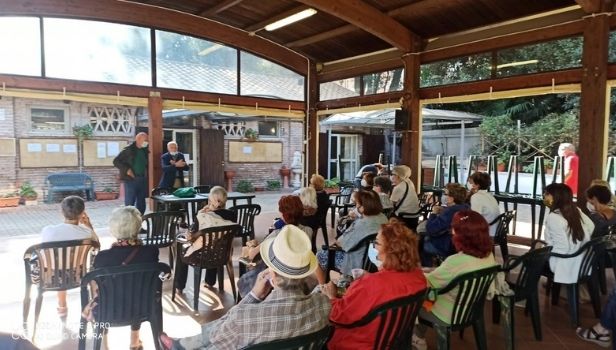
260, 225, 317, 279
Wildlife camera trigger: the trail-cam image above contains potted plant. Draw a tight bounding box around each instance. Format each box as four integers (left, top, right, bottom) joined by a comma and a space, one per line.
243, 128, 259, 142
0, 191, 20, 208
19, 182, 38, 205
95, 187, 119, 200
324, 178, 340, 194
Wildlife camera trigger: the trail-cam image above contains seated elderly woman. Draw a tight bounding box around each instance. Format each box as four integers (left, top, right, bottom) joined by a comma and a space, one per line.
39, 195, 98, 318
315, 190, 388, 285
92, 206, 159, 350
175, 186, 237, 294
467, 172, 500, 237
412, 210, 497, 350
373, 176, 393, 210
298, 186, 319, 228
237, 195, 312, 297
390, 165, 420, 230
586, 184, 616, 237
323, 220, 427, 349
418, 183, 469, 266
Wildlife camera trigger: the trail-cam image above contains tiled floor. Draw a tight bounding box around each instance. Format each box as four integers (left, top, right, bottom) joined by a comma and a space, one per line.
0, 193, 612, 349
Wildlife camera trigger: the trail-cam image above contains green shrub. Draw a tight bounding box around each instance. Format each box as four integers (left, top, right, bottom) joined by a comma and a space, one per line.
324, 177, 340, 188
236, 180, 254, 193
19, 182, 38, 199
266, 180, 281, 191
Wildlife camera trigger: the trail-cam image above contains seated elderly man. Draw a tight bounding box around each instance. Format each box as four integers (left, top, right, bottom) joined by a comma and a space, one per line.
160, 225, 331, 350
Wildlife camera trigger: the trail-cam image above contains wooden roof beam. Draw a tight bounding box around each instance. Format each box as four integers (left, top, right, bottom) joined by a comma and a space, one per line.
199, 0, 244, 16
287, 1, 421, 49
295, 0, 420, 53
245, 5, 310, 33
574, 0, 616, 13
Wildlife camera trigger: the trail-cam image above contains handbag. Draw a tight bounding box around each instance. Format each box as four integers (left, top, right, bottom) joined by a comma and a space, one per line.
173, 187, 196, 198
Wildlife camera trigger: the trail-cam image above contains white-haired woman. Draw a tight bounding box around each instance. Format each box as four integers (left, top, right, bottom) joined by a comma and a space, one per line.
92, 206, 159, 350
175, 186, 237, 293
390, 165, 420, 230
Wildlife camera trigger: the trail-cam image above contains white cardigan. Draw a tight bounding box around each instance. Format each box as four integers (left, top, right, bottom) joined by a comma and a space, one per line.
470, 190, 501, 236
544, 208, 594, 283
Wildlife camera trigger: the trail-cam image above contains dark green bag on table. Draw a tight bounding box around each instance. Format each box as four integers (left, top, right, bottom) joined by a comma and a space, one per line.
173, 187, 196, 198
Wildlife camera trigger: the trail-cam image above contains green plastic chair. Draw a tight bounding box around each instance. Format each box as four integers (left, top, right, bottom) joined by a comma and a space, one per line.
419, 265, 498, 350
240, 325, 331, 350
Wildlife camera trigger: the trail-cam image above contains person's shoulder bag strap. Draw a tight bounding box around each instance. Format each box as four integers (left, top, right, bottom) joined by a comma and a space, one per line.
121, 246, 140, 266
393, 181, 410, 213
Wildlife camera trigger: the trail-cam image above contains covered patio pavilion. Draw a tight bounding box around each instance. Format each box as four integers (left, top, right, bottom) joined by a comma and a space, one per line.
2, 0, 616, 349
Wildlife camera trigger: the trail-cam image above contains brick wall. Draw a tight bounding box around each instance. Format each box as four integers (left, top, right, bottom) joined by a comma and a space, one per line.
1, 97, 133, 199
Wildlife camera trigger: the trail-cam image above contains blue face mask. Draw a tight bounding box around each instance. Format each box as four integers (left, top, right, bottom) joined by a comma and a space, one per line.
368, 244, 382, 268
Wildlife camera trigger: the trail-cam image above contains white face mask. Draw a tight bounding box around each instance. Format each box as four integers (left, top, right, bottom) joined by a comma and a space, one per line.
361, 179, 368, 187
169, 152, 178, 156
141, 141, 149, 148
368, 244, 382, 268
586, 202, 596, 212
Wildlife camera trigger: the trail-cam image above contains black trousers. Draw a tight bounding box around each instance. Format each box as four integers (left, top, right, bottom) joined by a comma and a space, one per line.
174, 259, 218, 290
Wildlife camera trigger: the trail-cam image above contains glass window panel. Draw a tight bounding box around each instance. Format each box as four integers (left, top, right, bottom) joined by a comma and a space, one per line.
610, 31, 616, 63
320, 78, 361, 101
420, 53, 491, 87
363, 68, 404, 95
0, 17, 41, 76
258, 121, 278, 137
44, 18, 151, 85
240, 51, 305, 101
496, 37, 582, 77
156, 31, 237, 94
30, 107, 67, 131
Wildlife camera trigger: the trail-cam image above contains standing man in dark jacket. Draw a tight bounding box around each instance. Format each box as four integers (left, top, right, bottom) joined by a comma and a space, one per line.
113, 132, 149, 214
159, 141, 189, 189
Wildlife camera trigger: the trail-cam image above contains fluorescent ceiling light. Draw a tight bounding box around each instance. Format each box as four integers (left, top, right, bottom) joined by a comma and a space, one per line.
265, 8, 317, 31
496, 59, 539, 69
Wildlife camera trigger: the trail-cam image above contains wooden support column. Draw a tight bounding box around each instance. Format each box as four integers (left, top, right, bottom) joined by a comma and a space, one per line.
148, 92, 163, 210
578, 14, 610, 205
306, 61, 319, 181
400, 53, 422, 188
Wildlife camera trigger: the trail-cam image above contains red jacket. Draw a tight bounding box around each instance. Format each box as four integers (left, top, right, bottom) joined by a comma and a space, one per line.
327, 268, 427, 350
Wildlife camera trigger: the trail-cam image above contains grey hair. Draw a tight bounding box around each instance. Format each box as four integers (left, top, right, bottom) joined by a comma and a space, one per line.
392, 165, 411, 179
167, 141, 177, 147
209, 186, 228, 209
559, 143, 575, 152
271, 273, 306, 290
298, 187, 317, 209
109, 206, 142, 240
61, 196, 85, 220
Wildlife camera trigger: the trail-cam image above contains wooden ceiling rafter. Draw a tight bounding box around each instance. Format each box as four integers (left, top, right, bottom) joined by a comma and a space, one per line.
244, 5, 310, 33
286, 1, 422, 49
198, 0, 244, 16
294, 0, 421, 53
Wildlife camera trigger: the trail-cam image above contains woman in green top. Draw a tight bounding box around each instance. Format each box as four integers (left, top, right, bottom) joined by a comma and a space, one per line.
412, 210, 496, 350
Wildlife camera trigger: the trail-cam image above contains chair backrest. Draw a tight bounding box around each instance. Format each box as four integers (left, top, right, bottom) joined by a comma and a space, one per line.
575, 236, 607, 282
335, 186, 354, 206
229, 204, 262, 237
438, 265, 498, 328
141, 211, 183, 247
193, 185, 212, 194
507, 246, 553, 298
151, 187, 172, 196
240, 325, 331, 350
24, 239, 100, 291
183, 224, 243, 268
332, 290, 426, 349
491, 210, 515, 244
80, 262, 170, 327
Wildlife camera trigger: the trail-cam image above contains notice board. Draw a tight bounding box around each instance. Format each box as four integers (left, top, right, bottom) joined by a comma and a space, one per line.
19, 139, 78, 168
0, 138, 16, 156
229, 141, 282, 163
83, 140, 128, 167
